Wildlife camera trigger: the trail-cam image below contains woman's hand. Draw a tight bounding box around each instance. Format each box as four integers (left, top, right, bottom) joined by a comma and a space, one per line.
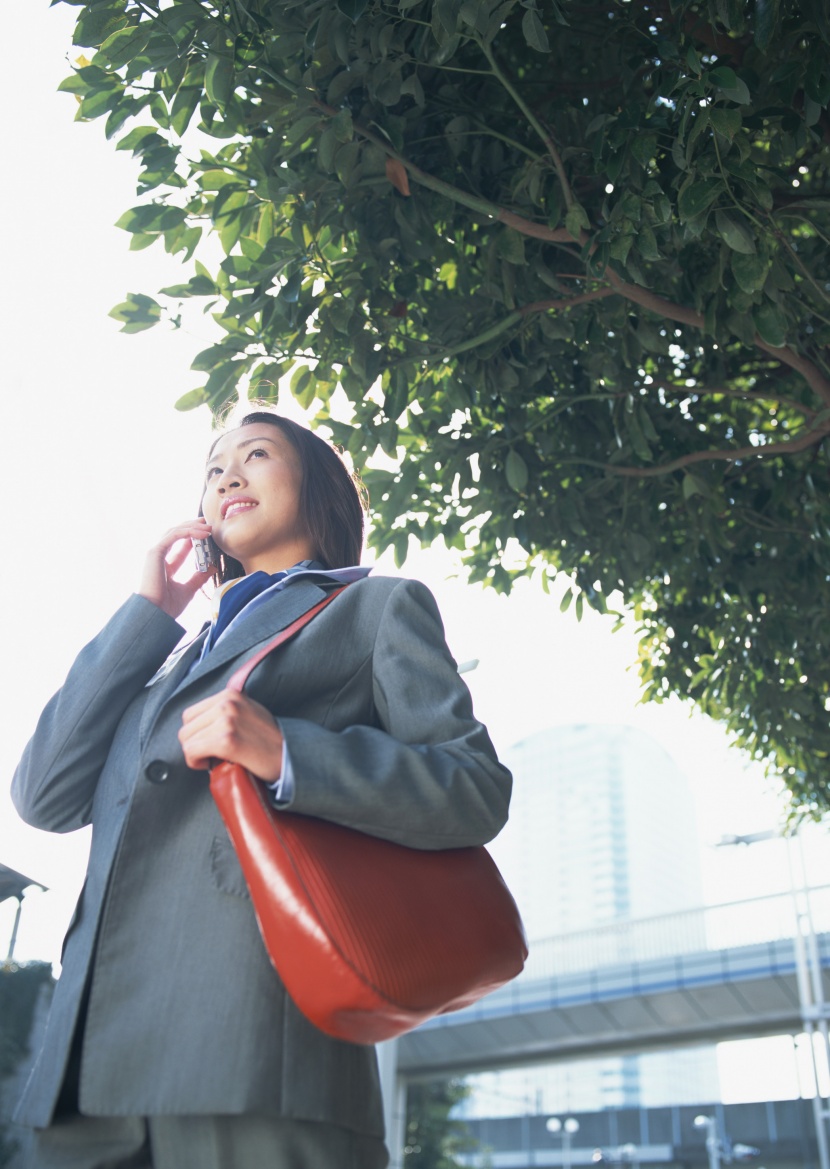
138, 519, 213, 619
178, 691, 284, 780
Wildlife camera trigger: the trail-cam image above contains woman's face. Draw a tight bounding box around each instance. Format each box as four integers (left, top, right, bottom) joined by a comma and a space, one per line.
202, 425, 316, 574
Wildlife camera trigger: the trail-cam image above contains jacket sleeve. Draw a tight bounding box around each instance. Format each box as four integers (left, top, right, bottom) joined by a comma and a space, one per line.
11, 595, 185, 834
277, 578, 512, 849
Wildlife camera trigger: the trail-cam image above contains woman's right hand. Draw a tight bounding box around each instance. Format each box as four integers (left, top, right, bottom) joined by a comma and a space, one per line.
138, 519, 214, 619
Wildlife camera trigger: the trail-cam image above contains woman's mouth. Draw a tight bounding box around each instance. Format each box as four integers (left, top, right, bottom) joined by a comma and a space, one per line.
221, 496, 258, 519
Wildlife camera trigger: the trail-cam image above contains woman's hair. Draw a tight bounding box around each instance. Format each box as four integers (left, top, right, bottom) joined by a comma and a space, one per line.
206, 410, 367, 583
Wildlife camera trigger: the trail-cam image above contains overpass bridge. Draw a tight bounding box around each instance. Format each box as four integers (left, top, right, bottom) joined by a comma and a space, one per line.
396, 885, 830, 1078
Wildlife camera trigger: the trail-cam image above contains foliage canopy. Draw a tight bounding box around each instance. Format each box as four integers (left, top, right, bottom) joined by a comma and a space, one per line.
405, 1078, 474, 1168
59, 0, 830, 809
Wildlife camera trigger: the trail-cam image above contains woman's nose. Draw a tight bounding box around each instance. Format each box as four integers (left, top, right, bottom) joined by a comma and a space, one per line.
217, 467, 244, 492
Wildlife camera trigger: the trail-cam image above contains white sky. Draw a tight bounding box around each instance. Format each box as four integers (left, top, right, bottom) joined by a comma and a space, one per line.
3, 2, 829, 1108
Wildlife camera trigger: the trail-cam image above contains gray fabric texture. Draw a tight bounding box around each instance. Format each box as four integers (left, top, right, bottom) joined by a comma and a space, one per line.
12, 575, 511, 1135
32, 1111, 389, 1169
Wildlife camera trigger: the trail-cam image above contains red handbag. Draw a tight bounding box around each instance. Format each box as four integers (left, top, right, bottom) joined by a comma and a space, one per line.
209, 587, 527, 1045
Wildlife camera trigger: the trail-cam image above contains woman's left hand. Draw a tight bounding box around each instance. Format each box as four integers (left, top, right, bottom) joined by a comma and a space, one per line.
178, 692, 284, 780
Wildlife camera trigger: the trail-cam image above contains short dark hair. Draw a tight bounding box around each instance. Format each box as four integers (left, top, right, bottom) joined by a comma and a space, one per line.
207, 411, 367, 583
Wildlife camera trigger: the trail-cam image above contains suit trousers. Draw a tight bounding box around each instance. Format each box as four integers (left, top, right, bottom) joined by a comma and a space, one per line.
31, 1112, 389, 1169
31, 1005, 389, 1169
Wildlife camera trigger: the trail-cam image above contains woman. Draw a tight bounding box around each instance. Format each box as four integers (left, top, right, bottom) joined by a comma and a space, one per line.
12, 411, 512, 1169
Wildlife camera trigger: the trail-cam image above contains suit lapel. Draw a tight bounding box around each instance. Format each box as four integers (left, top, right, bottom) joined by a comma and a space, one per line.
138, 627, 210, 744
168, 578, 329, 700
138, 579, 333, 749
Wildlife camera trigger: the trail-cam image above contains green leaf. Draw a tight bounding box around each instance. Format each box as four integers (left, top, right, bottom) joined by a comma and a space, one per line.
335, 141, 361, 185
115, 125, 161, 154
731, 251, 768, 294
393, 530, 409, 568
753, 301, 787, 347
234, 33, 265, 67
174, 388, 209, 411
318, 127, 339, 173
73, 9, 128, 48
204, 53, 235, 110
505, 449, 529, 492
637, 223, 660, 261
559, 587, 573, 613
564, 203, 590, 240
289, 364, 315, 406
715, 209, 756, 254
496, 228, 526, 264
521, 8, 550, 53
630, 133, 657, 167
331, 108, 354, 143
170, 85, 202, 137
805, 55, 830, 106
624, 403, 653, 462
683, 473, 709, 500
754, 0, 779, 50
337, 0, 370, 21
199, 169, 245, 191
708, 66, 751, 105
677, 180, 723, 222
709, 107, 742, 140
97, 23, 152, 68
109, 292, 162, 333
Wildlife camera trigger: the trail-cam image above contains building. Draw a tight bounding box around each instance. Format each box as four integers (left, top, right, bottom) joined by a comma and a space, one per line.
457, 724, 720, 1117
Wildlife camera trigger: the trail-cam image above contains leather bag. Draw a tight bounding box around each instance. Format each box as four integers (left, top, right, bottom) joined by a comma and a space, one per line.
209, 586, 527, 1045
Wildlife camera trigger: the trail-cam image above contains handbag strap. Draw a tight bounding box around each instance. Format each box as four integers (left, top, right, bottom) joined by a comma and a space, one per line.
224, 585, 349, 695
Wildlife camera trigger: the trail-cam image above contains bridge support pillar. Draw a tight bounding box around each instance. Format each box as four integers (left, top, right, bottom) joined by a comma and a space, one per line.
377, 1037, 406, 1169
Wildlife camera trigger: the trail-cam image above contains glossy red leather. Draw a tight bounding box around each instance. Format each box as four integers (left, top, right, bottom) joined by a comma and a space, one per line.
208, 585, 527, 1044
210, 759, 528, 1043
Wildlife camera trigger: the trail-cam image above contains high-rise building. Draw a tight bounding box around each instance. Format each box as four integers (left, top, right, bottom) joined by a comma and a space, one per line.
458, 723, 719, 1116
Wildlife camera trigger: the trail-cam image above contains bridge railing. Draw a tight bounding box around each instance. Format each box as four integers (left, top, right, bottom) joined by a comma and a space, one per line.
519, 884, 830, 981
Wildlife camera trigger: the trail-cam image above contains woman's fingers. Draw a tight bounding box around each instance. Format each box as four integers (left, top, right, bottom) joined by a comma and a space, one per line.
179, 692, 284, 780
138, 519, 213, 618
165, 538, 197, 576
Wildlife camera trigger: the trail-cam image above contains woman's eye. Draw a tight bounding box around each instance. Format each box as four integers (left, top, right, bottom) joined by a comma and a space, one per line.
206, 466, 222, 481
247, 448, 267, 460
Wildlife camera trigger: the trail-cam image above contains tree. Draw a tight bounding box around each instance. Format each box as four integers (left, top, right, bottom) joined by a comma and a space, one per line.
405, 1079, 476, 1168
58, 0, 830, 809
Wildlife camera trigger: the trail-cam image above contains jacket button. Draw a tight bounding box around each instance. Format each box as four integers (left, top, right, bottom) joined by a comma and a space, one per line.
145, 760, 171, 784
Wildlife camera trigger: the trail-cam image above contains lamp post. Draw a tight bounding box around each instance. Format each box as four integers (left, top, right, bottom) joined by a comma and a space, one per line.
547, 1116, 580, 1169
590, 1141, 638, 1168
0, 863, 47, 966
717, 829, 830, 1169
694, 1114, 721, 1169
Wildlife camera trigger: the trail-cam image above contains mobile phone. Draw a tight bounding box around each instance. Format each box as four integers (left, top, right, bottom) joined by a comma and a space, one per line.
192, 536, 218, 574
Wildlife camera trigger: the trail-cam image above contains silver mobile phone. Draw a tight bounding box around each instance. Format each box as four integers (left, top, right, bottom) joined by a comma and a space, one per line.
192, 537, 218, 574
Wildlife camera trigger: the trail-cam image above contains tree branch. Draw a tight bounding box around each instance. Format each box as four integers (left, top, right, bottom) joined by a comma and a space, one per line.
598, 421, 830, 478
603, 268, 830, 408
312, 103, 830, 410
313, 98, 577, 242
480, 44, 575, 211
519, 288, 616, 316
650, 380, 818, 419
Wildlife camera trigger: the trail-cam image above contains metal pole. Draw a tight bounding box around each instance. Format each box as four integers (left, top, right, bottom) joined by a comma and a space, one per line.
694, 1116, 720, 1169
786, 837, 830, 1169
5, 897, 22, 964
796, 833, 830, 1097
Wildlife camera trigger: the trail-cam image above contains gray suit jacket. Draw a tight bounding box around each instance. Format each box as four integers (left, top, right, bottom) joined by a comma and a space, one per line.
11, 575, 511, 1134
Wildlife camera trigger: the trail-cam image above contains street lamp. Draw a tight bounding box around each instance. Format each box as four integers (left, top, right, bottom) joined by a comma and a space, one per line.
694, 1114, 721, 1169
547, 1116, 580, 1169
592, 1142, 639, 1168
716, 829, 830, 1169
